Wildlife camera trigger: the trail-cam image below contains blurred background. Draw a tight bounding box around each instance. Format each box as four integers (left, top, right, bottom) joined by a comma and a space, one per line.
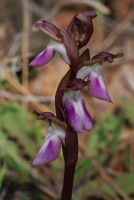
0, 0, 134, 200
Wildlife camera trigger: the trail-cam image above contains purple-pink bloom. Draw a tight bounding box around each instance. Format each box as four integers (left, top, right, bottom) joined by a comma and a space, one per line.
32, 124, 65, 165
29, 21, 79, 68
76, 51, 122, 102
76, 64, 112, 102
62, 90, 93, 133
29, 40, 70, 67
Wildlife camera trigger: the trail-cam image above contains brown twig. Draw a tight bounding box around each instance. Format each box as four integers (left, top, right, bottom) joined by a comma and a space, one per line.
35, 183, 58, 199
99, 168, 132, 200
3, 73, 51, 112
5, 169, 58, 199
95, 12, 134, 51
77, 141, 132, 200
48, 0, 110, 18
22, 0, 30, 108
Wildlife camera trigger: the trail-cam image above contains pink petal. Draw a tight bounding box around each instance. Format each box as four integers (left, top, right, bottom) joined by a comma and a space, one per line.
29, 47, 55, 67
65, 99, 83, 133
77, 98, 93, 132
88, 71, 112, 102
32, 135, 61, 165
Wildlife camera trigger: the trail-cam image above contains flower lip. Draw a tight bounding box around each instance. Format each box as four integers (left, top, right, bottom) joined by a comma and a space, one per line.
29, 46, 55, 67
32, 135, 61, 165
29, 39, 71, 67
32, 122, 66, 165
87, 64, 112, 102
63, 90, 93, 133
76, 64, 112, 103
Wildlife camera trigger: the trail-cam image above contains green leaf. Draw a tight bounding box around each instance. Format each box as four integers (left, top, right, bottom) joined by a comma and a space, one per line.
0, 165, 6, 189
87, 114, 124, 159
72, 193, 80, 200
1, 140, 31, 175
75, 157, 92, 181
123, 147, 131, 171
115, 173, 134, 195
100, 183, 116, 197
0, 102, 42, 157
121, 97, 134, 125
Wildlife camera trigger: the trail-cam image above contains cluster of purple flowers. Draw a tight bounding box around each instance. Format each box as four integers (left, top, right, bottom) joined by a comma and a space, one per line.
29, 11, 121, 166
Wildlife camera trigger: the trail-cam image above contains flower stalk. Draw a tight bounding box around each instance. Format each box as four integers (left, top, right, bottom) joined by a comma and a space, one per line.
55, 69, 78, 200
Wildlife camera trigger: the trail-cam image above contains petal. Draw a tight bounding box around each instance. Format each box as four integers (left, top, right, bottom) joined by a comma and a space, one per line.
77, 98, 93, 132
44, 126, 55, 141
88, 67, 112, 102
76, 66, 91, 79
49, 40, 70, 65
65, 99, 83, 133
29, 47, 55, 67
32, 135, 61, 165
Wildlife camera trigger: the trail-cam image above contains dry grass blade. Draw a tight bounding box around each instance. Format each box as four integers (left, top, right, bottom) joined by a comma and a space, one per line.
35, 183, 58, 199
3, 73, 51, 112
99, 168, 132, 200
70, 0, 110, 14
0, 90, 54, 102
22, 0, 30, 108
96, 11, 134, 51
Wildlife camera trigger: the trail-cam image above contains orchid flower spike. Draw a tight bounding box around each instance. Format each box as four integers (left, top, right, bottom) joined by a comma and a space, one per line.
29, 21, 79, 69
62, 90, 93, 133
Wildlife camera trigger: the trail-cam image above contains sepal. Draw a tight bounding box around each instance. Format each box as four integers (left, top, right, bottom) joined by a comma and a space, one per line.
92, 52, 123, 63
35, 21, 62, 42
62, 28, 79, 69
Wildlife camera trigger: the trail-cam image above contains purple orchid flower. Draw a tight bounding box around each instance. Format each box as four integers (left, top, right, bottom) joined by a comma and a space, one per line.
33, 124, 65, 165
76, 64, 112, 102
32, 111, 66, 165
76, 52, 121, 102
29, 21, 79, 68
62, 90, 93, 133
